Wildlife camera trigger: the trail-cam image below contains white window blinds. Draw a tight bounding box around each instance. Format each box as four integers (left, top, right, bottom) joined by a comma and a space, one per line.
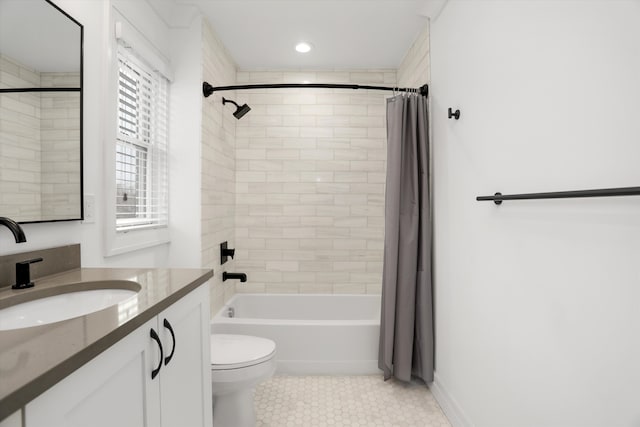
116, 50, 169, 231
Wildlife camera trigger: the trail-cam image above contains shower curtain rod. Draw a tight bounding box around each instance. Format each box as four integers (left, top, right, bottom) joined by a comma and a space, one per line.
202, 81, 428, 98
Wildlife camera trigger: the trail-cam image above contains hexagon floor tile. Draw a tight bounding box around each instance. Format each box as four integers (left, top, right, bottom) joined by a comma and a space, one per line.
255, 375, 452, 427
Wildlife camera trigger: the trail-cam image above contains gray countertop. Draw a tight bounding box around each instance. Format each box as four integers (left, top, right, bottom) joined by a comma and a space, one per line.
0, 267, 213, 421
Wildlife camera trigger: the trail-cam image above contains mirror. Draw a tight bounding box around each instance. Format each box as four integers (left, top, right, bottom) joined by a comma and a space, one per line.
0, 0, 83, 223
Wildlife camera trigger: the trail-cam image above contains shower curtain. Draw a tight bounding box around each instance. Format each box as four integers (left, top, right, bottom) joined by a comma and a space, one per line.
378, 93, 433, 383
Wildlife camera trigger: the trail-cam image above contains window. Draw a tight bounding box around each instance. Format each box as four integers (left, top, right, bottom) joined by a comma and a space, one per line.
115, 51, 168, 231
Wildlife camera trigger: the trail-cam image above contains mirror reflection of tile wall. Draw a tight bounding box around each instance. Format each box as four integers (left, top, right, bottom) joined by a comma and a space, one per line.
0, 54, 80, 221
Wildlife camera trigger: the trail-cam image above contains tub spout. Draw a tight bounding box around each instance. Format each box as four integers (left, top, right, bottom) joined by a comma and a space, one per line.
222, 272, 247, 282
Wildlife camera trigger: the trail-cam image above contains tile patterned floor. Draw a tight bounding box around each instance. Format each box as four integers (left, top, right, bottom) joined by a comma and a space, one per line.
255, 375, 452, 427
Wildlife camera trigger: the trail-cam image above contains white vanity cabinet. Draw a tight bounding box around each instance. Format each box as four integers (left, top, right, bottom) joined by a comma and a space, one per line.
24, 284, 212, 427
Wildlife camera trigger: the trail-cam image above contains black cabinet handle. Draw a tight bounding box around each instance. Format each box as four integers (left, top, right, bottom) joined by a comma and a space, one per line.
163, 318, 176, 366
150, 328, 163, 380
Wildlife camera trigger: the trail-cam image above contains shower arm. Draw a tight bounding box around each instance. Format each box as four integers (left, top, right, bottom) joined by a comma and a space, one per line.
203, 82, 428, 98
222, 98, 240, 108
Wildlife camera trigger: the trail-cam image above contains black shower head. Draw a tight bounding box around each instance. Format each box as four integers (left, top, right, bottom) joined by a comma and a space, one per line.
233, 103, 251, 119
222, 97, 251, 120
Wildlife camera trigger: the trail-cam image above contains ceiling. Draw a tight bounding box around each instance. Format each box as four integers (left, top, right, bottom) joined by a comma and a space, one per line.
153, 0, 446, 70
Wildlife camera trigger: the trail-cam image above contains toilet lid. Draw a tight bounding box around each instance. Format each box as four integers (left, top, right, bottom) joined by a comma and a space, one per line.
210, 334, 276, 369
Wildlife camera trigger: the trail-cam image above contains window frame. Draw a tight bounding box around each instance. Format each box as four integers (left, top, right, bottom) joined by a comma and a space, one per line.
115, 51, 168, 232
103, 11, 172, 257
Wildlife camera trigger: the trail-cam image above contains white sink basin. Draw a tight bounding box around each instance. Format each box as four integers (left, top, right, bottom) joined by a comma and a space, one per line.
0, 287, 138, 331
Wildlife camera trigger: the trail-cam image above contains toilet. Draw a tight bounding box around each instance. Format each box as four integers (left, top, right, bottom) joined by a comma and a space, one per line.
210, 334, 276, 427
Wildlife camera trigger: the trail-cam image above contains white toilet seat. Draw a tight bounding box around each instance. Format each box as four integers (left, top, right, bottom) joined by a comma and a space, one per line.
211, 334, 276, 370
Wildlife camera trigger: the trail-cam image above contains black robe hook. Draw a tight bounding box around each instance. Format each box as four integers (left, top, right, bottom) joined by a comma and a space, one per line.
448, 108, 461, 120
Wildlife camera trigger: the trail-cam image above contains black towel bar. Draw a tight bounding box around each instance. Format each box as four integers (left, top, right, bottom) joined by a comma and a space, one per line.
476, 186, 640, 205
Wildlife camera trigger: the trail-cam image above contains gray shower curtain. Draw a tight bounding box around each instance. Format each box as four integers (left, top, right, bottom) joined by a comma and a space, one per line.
378, 93, 433, 383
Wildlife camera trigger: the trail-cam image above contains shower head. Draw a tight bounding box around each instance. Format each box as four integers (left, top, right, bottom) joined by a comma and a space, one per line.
222, 97, 251, 120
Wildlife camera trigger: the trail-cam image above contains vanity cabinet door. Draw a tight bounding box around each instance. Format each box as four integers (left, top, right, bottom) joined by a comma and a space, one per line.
23, 283, 211, 427
157, 284, 212, 427
25, 317, 160, 427
0, 411, 21, 427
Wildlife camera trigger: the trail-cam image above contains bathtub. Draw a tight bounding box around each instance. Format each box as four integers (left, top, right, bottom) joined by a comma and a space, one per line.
211, 293, 382, 375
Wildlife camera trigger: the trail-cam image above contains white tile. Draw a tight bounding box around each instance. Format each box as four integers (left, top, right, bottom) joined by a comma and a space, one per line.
334, 149, 368, 161
283, 94, 316, 105
265, 216, 301, 227
236, 149, 266, 159
300, 149, 334, 160
300, 127, 334, 138
282, 182, 315, 193
332, 261, 366, 272
265, 239, 300, 250
300, 216, 333, 227
281, 272, 316, 283
231, 69, 391, 295
265, 283, 299, 293
267, 172, 301, 183
300, 172, 333, 183
248, 160, 283, 171
333, 283, 367, 294
282, 116, 317, 127
255, 375, 451, 427
236, 171, 267, 182
266, 126, 300, 138
250, 271, 283, 283
300, 105, 334, 116
265, 261, 299, 272
334, 172, 368, 183
266, 149, 300, 160
299, 283, 333, 293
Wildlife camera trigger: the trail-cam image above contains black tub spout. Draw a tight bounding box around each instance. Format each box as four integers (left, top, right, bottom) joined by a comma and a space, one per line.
222, 272, 247, 282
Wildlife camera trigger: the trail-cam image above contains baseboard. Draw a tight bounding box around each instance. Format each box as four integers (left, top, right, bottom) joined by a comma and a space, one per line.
429, 372, 474, 427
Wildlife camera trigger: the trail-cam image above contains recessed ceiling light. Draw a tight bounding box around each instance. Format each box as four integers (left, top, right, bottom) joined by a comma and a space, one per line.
295, 42, 312, 53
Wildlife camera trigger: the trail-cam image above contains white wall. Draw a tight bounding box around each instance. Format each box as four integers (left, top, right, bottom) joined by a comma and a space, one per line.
168, 17, 203, 268
430, 1, 640, 426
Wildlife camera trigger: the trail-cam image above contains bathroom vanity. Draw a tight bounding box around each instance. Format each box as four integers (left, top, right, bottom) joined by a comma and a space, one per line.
0, 267, 214, 427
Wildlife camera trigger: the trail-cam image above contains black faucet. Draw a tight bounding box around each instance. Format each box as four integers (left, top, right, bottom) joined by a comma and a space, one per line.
222, 272, 247, 282
13, 258, 43, 289
0, 217, 26, 243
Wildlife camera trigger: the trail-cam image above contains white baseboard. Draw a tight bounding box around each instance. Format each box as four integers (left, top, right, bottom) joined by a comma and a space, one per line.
429, 372, 474, 427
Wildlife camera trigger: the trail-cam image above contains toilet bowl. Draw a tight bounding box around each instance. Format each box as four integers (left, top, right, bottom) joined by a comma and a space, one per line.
210, 334, 276, 427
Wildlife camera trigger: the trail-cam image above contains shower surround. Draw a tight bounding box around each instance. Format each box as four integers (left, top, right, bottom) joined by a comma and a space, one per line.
233, 70, 395, 295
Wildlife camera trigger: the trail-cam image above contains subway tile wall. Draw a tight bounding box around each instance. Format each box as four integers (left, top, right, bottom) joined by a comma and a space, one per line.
0, 54, 80, 221
0, 54, 43, 219
397, 24, 430, 88
233, 70, 396, 295
201, 19, 239, 315
40, 73, 81, 220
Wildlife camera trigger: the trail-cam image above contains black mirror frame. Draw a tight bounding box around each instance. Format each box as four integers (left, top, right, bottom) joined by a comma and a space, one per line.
0, 0, 84, 224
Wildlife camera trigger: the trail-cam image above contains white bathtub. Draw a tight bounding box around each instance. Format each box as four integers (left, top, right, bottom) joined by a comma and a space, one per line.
211, 294, 382, 375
